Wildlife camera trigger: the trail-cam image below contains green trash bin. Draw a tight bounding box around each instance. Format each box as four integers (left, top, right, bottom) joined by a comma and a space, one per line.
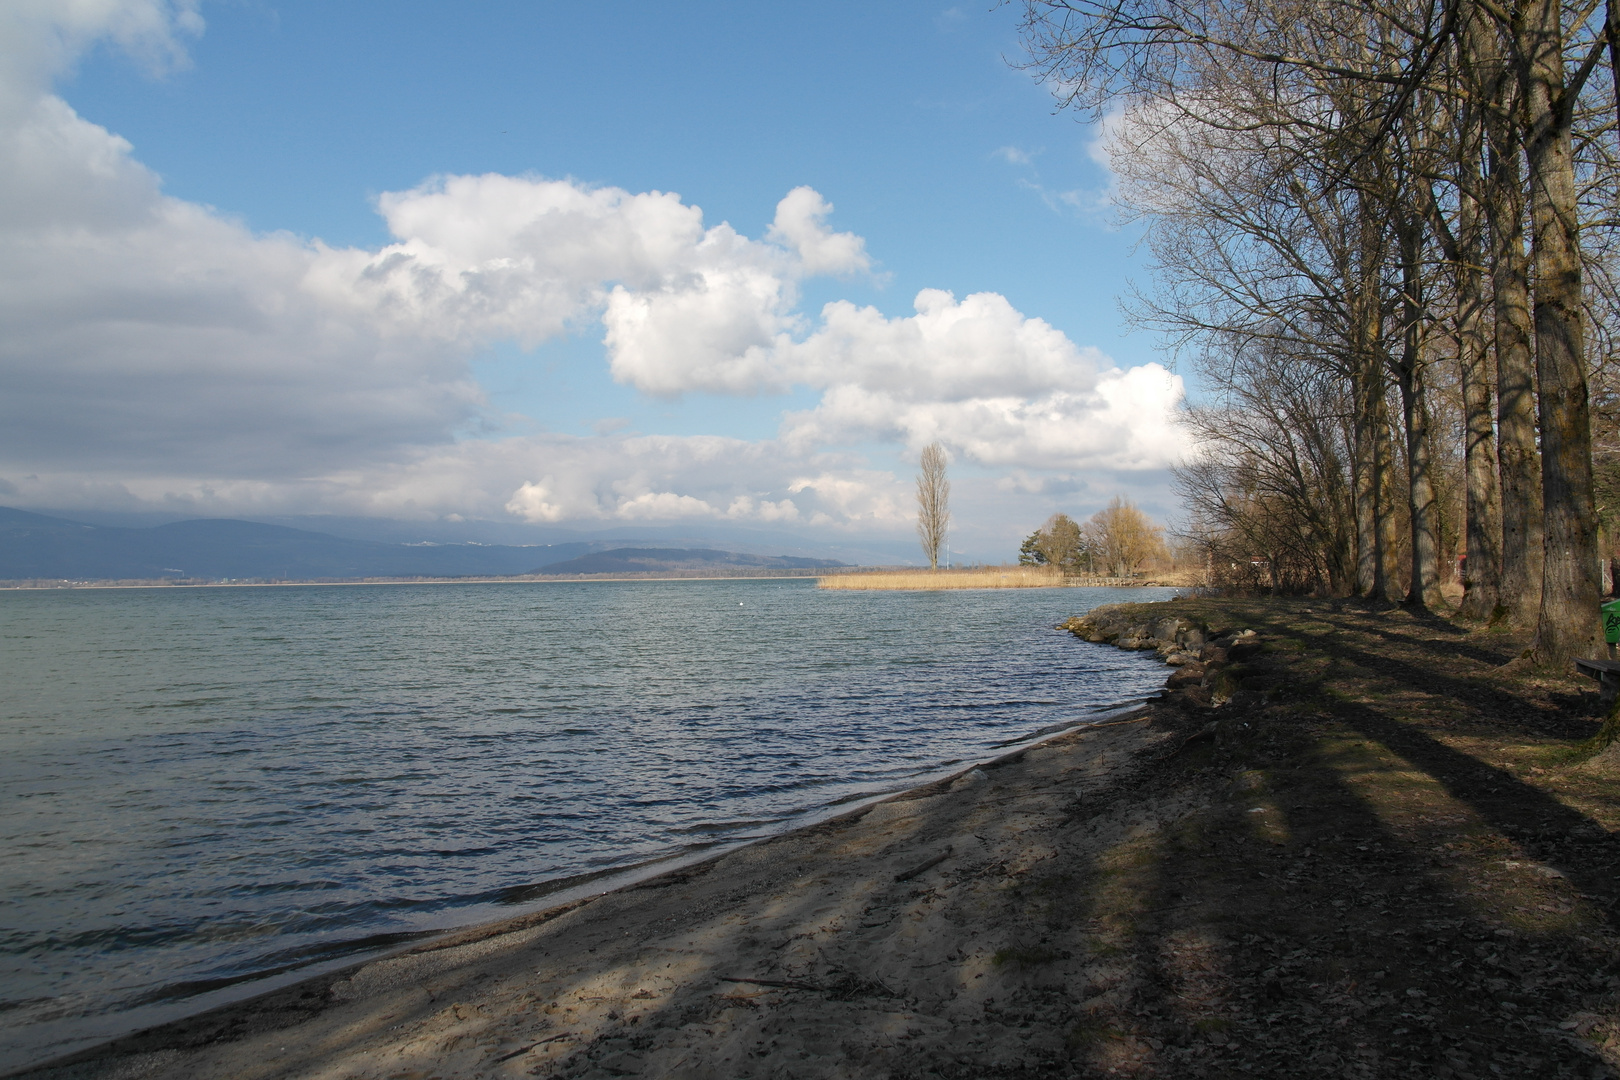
1604, 599, 1620, 646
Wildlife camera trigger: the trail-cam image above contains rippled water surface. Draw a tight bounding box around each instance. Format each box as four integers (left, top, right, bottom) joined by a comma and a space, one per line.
0, 579, 1172, 1068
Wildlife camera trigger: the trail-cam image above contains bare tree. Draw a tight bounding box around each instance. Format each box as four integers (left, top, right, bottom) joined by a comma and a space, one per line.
1017, 0, 1612, 662
1087, 497, 1169, 578
1174, 341, 1358, 594
916, 442, 950, 570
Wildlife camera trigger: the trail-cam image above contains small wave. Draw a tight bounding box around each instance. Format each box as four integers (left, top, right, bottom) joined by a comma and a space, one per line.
123, 926, 444, 1007
668, 818, 774, 834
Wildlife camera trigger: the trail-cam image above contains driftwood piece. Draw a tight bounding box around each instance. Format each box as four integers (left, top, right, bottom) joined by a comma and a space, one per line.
895, 846, 953, 883
492, 1031, 574, 1062
716, 975, 823, 991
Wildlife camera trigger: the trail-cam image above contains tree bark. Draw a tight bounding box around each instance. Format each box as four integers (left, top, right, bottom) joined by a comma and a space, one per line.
1484, 85, 1543, 624
1455, 108, 1503, 619
1519, 0, 1602, 664
1458, 272, 1503, 616
1398, 367, 1441, 609
1353, 360, 1381, 598
1395, 219, 1442, 610
1352, 203, 1389, 601
1375, 377, 1403, 602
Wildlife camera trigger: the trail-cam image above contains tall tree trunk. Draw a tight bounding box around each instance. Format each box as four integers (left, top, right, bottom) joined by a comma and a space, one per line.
1375, 378, 1402, 602
1352, 204, 1388, 600
1459, 279, 1503, 617
1456, 107, 1504, 620
1327, 429, 1357, 596
1485, 86, 1543, 623
1398, 367, 1441, 608
1395, 222, 1442, 610
1353, 363, 1381, 598
1519, 0, 1602, 664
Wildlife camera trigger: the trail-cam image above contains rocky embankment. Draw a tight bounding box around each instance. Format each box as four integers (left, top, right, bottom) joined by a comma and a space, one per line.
1059, 603, 1266, 707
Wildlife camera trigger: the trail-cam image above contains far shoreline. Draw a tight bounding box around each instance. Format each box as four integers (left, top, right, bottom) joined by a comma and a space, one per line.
0, 573, 1192, 592
0, 571, 836, 591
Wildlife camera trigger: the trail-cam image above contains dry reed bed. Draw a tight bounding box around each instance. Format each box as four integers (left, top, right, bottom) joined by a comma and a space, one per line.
816, 567, 1062, 590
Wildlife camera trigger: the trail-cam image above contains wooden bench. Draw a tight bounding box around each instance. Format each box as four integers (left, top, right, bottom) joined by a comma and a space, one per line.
1575, 657, 1620, 703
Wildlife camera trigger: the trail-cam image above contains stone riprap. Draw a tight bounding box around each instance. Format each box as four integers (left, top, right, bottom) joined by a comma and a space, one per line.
1059, 603, 1265, 707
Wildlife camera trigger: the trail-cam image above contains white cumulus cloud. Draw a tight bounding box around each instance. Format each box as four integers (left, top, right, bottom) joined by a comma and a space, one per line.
765, 187, 871, 277
0, 0, 1187, 548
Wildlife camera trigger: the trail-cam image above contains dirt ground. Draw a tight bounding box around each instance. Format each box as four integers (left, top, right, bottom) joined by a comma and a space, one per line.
14, 597, 1620, 1079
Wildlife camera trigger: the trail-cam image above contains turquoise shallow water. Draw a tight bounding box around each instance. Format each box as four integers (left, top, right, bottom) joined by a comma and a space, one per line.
0, 579, 1172, 1069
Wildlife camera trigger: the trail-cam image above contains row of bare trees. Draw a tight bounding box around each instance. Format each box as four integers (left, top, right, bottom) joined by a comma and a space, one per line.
1018, 0, 1620, 664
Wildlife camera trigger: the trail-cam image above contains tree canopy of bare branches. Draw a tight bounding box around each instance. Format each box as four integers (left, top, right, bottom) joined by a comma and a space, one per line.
1019, 0, 1620, 665
1087, 497, 1171, 578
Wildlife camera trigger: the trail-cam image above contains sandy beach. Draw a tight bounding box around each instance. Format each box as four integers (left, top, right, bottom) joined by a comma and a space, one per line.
18, 710, 1170, 1080
18, 596, 1620, 1079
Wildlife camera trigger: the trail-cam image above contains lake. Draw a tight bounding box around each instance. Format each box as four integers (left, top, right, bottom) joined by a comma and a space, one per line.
0, 579, 1172, 1069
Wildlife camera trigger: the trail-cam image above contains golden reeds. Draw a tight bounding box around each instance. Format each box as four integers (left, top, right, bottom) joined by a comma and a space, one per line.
816, 566, 1064, 590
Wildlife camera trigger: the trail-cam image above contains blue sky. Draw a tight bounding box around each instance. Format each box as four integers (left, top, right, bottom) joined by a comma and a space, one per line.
0, 1, 1187, 562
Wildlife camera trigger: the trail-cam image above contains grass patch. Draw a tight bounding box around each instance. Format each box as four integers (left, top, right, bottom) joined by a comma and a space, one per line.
1562, 696, 1620, 762
991, 945, 1063, 968
1066, 1019, 1129, 1047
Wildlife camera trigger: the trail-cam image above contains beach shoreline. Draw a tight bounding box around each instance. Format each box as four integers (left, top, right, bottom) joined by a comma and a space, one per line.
20, 595, 1620, 1078
15, 709, 1179, 1080
7, 700, 1162, 1080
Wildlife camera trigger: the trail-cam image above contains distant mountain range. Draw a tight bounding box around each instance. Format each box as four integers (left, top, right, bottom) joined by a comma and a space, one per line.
0, 508, 844, 582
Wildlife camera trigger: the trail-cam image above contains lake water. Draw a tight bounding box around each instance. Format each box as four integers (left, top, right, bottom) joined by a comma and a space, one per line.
0, 579, 1172, 1069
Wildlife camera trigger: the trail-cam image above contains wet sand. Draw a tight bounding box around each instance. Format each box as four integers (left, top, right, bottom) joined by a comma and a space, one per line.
16, 711, 1167, 1080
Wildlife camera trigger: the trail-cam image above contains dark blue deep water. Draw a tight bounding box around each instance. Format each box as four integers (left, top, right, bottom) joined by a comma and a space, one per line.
0, 579, 1173, 1068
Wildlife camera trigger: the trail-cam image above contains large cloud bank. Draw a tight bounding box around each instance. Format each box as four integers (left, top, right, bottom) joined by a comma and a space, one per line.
0, 0, 1186, 535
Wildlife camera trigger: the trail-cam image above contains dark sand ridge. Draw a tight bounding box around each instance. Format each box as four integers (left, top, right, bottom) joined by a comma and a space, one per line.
14, 596, 1620, 1078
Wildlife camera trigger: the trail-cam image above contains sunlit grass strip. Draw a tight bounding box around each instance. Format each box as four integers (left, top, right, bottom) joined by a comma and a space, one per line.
817, 566, 1064, 590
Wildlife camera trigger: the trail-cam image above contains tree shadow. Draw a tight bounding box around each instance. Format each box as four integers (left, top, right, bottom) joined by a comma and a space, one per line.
1016, 695, 1620, 1077
1269, 614, 1596, 735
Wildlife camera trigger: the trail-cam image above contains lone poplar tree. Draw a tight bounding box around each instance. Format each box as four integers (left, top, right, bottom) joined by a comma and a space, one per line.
916, 442, 950, 570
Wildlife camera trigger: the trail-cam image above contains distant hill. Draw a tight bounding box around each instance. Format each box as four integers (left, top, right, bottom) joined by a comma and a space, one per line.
530, 547, 844, 575
0, 509, 849, 583
0, 507, 591, 581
